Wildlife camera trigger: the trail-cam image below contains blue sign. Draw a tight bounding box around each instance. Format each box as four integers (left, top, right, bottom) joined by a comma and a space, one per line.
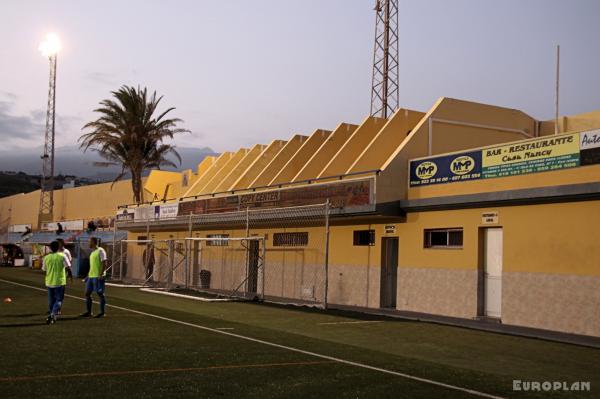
409, 151, 482, 187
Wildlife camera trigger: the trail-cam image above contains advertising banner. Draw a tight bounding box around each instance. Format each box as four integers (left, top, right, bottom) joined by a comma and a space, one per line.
116, 208, 135, 222
481, 134, 580, 178
159, 203, 179, 219
134, 206, 155, 221
580, 129, 600, 166
178, 179, 373, 216
409, 151, 482, 186
409, 132, 593, 187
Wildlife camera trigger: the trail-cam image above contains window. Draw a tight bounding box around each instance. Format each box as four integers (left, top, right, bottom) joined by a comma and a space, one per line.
353, 230, 375, 246
273, 232, 308, 247
424, 228, 463, 248
207, 234, 229, 246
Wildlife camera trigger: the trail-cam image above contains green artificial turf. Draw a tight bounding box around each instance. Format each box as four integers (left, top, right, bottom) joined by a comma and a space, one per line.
0, 267, 598, 398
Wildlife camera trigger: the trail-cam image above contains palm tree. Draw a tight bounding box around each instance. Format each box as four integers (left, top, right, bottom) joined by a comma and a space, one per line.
80, 85, 189, 204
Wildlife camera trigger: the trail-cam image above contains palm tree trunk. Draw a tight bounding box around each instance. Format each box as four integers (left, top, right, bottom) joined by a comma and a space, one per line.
131, 168, 143, 204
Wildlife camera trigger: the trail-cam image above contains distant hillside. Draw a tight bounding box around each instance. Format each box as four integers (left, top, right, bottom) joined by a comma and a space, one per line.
0, 172, 102, 198
0, 145, 217, 181
0, 172, 40, 197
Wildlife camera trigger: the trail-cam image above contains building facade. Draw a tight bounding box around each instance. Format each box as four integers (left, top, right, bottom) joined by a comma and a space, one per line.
2, 97, 599, 337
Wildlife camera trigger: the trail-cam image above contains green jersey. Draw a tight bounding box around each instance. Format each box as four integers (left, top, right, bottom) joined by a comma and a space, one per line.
44, 253, 67, 287
89, 247, 107, 278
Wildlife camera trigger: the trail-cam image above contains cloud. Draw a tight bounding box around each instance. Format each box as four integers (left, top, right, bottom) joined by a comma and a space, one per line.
0, 99, 44, 143
0, 91, 17, 101
85, 71, 120, 86
0, 93, 84, 150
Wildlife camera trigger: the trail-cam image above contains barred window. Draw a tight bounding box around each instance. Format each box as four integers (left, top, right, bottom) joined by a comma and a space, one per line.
207, 234, 229, 246
424, 228, 463, 248
273, 232, 308, 247
353, 230, 375, 246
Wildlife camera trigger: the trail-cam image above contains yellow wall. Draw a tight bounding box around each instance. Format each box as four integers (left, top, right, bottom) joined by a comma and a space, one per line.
144, 170, 183, 201
398, 200, 600, 276
318, 117, 387, 178
184, 152, 233, 197
229, 140, 287, 191
198, 149, 248, 195
0, 178, 136, 228
0, 190, 40, 228
540, 109, 600, 136
349, 109, 425, 173
271, 129, 332, 185
377, 97, 537, 203
214, 144, 266, 193
182, 156, 218, 194
54, 179, 136, 221
250, 135, 308, 188
292, 125, 355, 182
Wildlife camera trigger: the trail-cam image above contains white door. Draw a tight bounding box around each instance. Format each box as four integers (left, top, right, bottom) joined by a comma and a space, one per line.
484, 228, 503, 318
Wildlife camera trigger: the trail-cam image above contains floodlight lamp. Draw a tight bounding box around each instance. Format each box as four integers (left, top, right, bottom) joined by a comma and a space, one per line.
39, 33, 61, 57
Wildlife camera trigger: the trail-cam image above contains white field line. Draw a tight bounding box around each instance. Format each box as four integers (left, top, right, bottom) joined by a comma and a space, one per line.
138, 288, 233, 302
105, 283, 146, 288
215, 327, 235, 330
318, 320, 385, 325
0, 278, 504, 399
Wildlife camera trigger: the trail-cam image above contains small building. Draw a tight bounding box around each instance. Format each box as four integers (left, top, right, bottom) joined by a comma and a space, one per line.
116, 97, 600, 337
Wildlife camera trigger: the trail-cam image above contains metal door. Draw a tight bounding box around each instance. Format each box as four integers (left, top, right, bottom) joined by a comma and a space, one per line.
484, 228, 503, 318
380, 237, 398, 308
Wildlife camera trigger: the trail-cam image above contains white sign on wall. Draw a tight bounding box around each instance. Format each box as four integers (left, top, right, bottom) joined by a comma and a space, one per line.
384, 224, 397, 234
159, 203, 179, 219
134, 206, 155, 221
580, 129, 600, 150
482, 211, 499, 224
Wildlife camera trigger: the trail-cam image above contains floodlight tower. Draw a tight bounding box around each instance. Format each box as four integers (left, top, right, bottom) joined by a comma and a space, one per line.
370, 0, 399, 119
38, 33, 61, 225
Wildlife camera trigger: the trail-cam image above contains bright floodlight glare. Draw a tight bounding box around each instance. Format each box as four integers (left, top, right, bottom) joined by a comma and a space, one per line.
39, 33, 61, 57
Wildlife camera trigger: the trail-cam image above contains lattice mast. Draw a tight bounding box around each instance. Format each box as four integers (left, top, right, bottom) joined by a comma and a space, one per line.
370, 0, 399, 118
39, 53, 57, 223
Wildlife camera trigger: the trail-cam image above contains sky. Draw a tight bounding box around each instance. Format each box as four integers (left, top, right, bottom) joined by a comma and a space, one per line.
0, 0, 599, 153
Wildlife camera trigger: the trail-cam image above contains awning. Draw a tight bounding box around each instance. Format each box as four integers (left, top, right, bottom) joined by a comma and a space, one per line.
76, 230, 127, 242
0, 233, 23, 245
24, 231, 78, 244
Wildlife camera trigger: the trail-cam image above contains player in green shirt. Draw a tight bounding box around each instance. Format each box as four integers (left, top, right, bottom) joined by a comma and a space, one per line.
80, 237, 108, 318
42, 241, 71, 324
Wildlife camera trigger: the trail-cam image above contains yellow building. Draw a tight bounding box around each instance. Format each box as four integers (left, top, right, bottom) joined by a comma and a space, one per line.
2, 96, 599, 337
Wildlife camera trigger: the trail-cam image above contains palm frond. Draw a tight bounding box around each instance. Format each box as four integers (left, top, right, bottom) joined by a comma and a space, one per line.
80, 85, 190, 203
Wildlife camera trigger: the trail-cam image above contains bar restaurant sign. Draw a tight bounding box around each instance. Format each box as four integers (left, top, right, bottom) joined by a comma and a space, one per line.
410, 131, 598, 187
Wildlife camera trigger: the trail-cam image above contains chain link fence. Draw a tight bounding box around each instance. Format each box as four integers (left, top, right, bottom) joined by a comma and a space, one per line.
111, 203, 330, 306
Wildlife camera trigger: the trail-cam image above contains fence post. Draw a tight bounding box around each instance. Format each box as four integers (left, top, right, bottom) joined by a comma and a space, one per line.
245, 207, 250, 293
323, 200, 330, 309
261, 237, 266, 301
168, 240, 174, 290
245, 207, 250, 237
186, 214, 192, 289
119, 238, 123, 282
111, 221, 117, 279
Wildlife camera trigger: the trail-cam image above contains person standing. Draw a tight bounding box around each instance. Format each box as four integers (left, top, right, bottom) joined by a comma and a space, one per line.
81, 237, 108, 318
56, 239, 73, 315
42, 241, 71, 324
